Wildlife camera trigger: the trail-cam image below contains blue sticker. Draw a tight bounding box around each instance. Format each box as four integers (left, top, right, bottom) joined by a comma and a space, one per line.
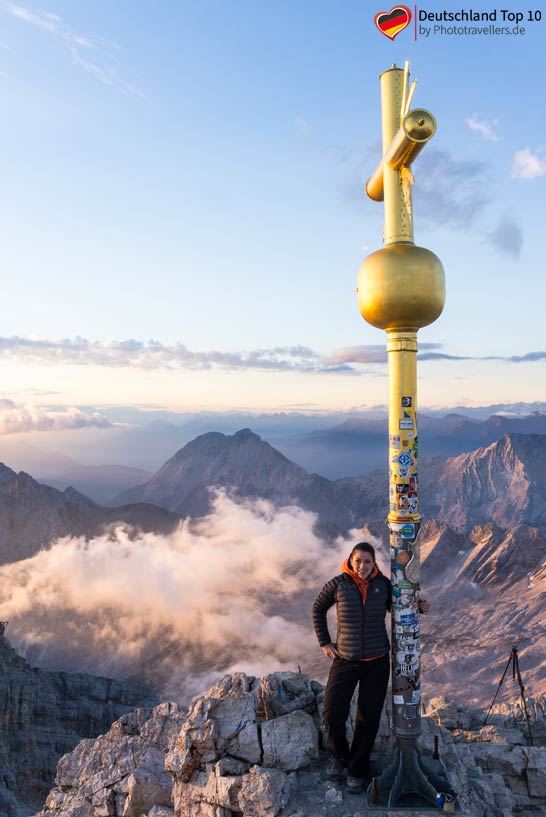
400, 613, 417, 626
398, 452, 411, 468
400, 524, 416, 539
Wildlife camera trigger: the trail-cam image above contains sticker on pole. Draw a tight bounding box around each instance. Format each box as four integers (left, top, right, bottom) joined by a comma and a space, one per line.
400, 523, 416, 539
399, 419, 413, 430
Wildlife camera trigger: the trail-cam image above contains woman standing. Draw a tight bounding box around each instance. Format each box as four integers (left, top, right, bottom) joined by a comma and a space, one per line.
312, 541, 428, 794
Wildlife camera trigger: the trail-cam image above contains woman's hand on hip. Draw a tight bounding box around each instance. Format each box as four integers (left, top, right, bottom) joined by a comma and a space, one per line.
321, 643, 341, 660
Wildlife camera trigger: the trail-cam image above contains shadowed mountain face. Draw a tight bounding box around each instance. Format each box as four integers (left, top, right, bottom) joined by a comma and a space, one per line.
0, 465, 182, 565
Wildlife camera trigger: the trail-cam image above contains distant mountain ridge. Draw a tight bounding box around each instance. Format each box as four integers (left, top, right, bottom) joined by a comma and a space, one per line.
273, 411, 546, 478
116, 428, 353, 527
115, 427, 546, 536
0, 464, 181, 565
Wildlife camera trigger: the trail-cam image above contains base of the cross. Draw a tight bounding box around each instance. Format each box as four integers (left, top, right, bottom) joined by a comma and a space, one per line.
368, 738, 457, 810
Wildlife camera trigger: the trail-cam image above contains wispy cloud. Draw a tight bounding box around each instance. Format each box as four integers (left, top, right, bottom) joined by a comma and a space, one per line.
1, 336, 544, 374
327, 343, 443, 366
329, 345, 546, 366
4, 3, 143, 96
0, 336, 326, 373
0, 398, 112, 435
414, 148, 524, 257
512, 147, 546, 180
415, 149, 490, 230
465, 116, 500, 142
295, 116, 312, 135
489, 217, 524, 259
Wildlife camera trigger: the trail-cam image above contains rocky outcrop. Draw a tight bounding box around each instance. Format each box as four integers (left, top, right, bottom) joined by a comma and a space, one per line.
32, 671, 546, 817
0, 625, 156, 817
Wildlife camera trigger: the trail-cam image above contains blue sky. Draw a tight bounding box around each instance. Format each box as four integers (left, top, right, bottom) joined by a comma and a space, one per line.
0, 1, 545, 425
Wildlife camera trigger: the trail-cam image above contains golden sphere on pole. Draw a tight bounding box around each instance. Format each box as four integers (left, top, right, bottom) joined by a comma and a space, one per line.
357, 243, 445, 331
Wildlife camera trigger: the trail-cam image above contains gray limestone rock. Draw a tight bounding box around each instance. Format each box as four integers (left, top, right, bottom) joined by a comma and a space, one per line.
261, 711, 318, 771
27, 674, 546, 817
33, 704, 186, 817
0, 630, 156, 816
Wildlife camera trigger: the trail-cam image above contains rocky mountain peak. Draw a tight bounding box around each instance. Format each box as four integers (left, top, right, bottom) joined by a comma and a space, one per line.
0, 463, 16, 486
27, 670, 546, 817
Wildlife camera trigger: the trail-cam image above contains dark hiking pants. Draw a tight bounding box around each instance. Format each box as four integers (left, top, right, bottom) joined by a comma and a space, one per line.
322, 654, 390, 778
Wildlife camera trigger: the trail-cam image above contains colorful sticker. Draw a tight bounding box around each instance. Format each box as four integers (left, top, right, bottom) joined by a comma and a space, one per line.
398, 452, 411, 468
400, 523, 416, 539
400, 613, 417, 626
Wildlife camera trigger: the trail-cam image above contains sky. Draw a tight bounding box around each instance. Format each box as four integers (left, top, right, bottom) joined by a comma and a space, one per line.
0, 0, 545, 428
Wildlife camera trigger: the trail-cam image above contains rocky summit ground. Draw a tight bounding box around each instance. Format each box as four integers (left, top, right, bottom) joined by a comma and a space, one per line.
22, 671, 546, 817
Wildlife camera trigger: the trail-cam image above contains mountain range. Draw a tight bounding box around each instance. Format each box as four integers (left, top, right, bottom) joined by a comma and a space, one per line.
5, 409, 546, 490
1, 426, 546, 706
0, 463, 181, 565
115, 427, 546, 535
274, 410, 546, 477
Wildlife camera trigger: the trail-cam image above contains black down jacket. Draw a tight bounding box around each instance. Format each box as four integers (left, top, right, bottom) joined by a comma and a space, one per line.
312, 572, 391, 661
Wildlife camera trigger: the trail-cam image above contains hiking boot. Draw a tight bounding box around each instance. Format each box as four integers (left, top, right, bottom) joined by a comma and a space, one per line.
325, 757, 346, 781
346, 775, 365, 794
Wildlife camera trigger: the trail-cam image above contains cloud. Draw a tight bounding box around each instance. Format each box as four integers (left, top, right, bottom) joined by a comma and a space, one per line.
2, 336, 544, 376
0, 336, 327, 373
415, 148, 490, 230
411, 148, 525, 257
0, 491, 381, 700
508, 351, 546, 363
465, 116, 500, 142
0, 398, 113, 434
295, 117, 312, 135
4, 3, 143, 96
328, 343, 443, 366
512, 148, 546, 180
489, 217, 524, 259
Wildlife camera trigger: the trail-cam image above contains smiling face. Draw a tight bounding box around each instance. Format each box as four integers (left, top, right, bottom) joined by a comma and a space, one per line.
350, 549, 375, 580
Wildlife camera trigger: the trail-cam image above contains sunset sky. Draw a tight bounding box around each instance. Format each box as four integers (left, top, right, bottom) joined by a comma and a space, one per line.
0, 1, 545, 426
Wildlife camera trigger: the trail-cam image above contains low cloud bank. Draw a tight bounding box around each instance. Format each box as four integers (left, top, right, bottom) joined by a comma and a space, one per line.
0, 398, 112, 435
0, 491, 381, 700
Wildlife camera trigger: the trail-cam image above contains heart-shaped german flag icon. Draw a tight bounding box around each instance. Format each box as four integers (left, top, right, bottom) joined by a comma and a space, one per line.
374, 5, 412, 40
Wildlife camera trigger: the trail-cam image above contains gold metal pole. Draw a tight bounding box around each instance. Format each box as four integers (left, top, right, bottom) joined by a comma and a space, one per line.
356, 63, 453, 809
